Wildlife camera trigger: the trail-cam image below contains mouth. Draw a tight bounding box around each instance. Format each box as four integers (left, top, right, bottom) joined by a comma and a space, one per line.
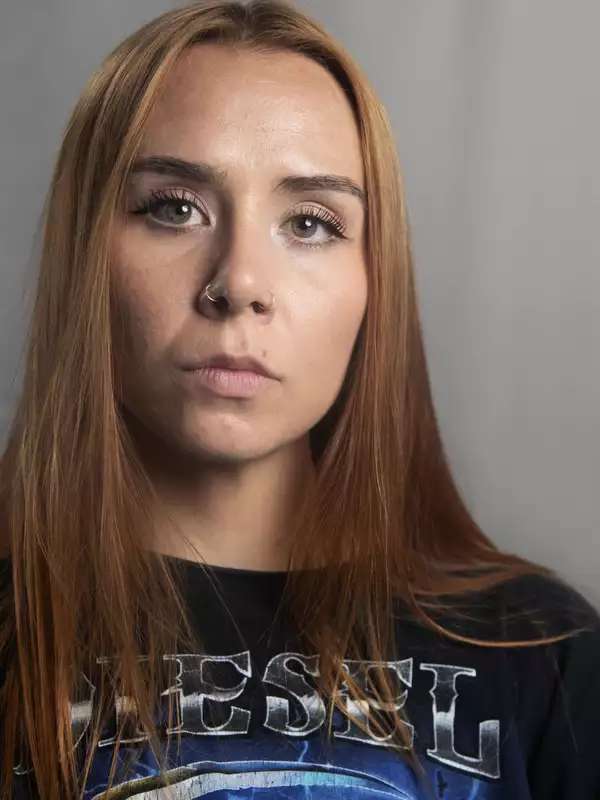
183, 365, 274, 399
183, 352, 278, 379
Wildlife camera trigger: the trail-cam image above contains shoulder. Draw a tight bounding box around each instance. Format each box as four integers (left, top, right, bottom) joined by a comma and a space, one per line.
481, 573, 600, 781
496, 571, 599, 625
398, 570, 599, 642
477, 571, 600, 668
494, 572, 600, 688
396, 571, 600, 699
498, 575, 600, 794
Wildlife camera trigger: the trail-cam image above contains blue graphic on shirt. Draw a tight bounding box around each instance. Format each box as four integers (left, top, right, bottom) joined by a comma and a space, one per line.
81, 729, 493, 799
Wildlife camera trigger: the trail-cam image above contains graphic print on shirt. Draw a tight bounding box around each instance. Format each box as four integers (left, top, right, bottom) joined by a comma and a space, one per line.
12, 650, 505, 799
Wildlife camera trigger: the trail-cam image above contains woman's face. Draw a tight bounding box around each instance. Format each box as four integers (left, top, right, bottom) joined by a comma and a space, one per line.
111, 44, 367, 463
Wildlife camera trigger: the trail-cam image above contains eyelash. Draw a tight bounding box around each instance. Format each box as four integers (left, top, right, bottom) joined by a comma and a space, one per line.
130, 188, 348, 248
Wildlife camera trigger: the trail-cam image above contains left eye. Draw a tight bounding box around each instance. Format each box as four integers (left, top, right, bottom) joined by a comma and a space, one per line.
284, 209, 346, 248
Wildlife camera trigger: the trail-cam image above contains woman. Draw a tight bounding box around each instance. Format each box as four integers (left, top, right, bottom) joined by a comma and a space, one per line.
0, 1, 598, 798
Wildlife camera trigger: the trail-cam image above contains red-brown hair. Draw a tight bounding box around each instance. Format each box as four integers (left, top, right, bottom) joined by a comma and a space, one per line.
0, 2, 592, 798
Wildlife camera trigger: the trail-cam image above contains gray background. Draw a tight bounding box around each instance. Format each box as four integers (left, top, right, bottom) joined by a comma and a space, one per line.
1, 1, 598, 607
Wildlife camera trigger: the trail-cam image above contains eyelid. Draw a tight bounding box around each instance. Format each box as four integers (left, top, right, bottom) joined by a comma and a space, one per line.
131, 186, 209, 218
290, 203, 347, 235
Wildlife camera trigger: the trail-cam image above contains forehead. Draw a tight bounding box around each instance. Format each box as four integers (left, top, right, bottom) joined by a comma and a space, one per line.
138, 43, 363, 181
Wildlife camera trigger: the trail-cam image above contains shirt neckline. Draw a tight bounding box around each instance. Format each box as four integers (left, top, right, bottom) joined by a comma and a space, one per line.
163, 554, 295, 579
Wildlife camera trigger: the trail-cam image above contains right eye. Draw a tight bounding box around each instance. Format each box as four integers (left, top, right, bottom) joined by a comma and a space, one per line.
131, 188, 207, 233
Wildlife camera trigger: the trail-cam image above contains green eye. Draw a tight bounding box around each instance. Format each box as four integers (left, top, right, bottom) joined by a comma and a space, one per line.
285, 206, 347, 249
131, 188, 206, 231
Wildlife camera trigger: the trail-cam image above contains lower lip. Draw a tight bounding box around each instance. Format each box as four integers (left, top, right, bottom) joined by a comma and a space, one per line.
183, 366, 273, 398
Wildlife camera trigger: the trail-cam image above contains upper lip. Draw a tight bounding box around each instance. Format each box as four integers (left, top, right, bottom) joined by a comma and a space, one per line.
183, 352, 278, 379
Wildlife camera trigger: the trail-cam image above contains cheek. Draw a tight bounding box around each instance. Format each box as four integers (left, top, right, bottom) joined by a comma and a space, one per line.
111, 231, 184, 362
110, 247, 187, 411
302, 305, 363, 373
289, 270, 367, 412
113, 277, 172, 365
111, 291, 171, 414
315, 257, 367, 357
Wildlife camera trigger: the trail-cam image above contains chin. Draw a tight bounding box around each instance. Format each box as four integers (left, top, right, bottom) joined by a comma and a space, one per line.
176, 429, 279, 465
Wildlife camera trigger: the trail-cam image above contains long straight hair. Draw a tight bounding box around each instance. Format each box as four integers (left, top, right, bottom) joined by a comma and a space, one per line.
0, 2, 594, 798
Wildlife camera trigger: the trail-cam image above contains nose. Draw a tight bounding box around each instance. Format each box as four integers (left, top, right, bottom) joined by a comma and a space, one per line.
196, 208, 277, 322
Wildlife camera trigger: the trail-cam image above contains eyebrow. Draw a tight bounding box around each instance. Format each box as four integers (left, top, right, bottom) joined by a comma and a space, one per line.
129, 155, 366, 208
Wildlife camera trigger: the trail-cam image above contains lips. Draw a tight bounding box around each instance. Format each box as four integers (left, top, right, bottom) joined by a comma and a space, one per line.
184, 352, 277, 379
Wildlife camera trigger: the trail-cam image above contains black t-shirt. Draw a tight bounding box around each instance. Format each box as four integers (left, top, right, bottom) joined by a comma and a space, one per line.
1, 556, 599, 799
